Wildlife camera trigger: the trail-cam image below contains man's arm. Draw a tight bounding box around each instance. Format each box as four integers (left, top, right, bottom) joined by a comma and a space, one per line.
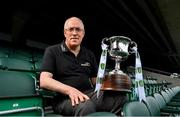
40, 71, 89, 106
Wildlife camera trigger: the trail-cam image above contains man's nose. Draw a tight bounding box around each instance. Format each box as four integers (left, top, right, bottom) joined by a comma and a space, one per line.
72, 29, 78, 34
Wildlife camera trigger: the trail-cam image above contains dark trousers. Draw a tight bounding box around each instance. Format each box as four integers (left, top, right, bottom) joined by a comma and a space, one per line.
53, 90, 128, 116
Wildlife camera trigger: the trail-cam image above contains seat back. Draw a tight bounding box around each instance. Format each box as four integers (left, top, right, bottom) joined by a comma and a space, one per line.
143, 96, 161, 116
161, 91, 171, 103
0, 58, 34, 71
122, 101, 151, 116
153, 93, 166, 109
0, 70, 43, 116
7, 49, 33, 61
86, 112, 117, 117
0, 70, 37, 97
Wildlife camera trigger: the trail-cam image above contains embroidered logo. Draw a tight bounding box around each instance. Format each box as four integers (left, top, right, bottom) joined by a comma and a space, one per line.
81, 62, 90, 67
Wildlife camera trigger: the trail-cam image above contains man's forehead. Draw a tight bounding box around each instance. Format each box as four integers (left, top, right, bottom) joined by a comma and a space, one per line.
67, 20, 83, 26
64, 17, 84, 29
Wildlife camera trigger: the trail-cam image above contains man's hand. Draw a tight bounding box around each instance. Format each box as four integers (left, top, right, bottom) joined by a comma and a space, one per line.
40, 72, 90, 106
67, 87, 90, 106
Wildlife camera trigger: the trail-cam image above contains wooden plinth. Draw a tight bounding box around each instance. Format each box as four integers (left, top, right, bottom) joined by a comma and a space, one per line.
101, 74, 131, 92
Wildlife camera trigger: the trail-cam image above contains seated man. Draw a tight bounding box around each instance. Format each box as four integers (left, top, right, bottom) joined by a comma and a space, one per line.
40, 16, 127, 116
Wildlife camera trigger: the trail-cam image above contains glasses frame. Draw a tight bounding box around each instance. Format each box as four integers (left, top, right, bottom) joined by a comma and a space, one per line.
65, 27, 84, 32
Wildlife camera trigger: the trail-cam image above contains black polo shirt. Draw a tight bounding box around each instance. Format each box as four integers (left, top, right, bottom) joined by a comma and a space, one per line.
41, 41, 98, 91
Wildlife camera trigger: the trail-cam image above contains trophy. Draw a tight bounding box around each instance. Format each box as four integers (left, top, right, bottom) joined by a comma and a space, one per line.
101, 36, 136, 92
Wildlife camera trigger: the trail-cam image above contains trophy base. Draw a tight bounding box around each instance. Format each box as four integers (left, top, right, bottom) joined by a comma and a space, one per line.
101, 73, 131, 92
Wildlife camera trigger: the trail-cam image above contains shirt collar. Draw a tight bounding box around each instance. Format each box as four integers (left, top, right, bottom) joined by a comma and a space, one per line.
60, 41, 69, 52
60, 41, 83, 55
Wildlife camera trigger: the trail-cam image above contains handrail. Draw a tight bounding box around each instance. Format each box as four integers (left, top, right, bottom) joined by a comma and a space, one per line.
0, 106, 44, 117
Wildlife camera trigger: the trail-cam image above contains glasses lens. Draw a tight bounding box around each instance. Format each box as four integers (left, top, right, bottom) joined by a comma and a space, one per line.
66, 27, 83, 32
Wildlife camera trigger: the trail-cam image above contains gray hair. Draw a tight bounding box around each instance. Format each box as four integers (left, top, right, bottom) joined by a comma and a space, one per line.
64, 17, 84, 30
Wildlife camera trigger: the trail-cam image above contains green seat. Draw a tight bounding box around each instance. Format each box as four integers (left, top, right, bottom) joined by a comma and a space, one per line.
160, 91, 171, 104
0, 58, 34, 71
0, 70, 37, 97
33, 52, 43, 71
86, 112, 117, 116
161, 90, 180, 107
169, 88, 180, 101
34, 60, 42, 71
9, 52, 33, 62
147, 80, 154, 96
0, 96, 43, 116
127, 79, 137, 101
143, 96, 161, 116
33, 54, 44, 61
143, 79, 149, 96
0, 70, 43, 116
0, 51, 9, 58
171, 86, 180, 98
45, 113, 63, 117
153, 93, 180, 115
122, 101, 151, 117
33, 50, 44, 63
153, 93, 166, 109
0, 47, 11, 57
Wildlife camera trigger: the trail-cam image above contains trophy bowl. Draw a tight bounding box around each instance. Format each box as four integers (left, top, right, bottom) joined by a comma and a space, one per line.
101, 36, 135, 92
109, 36, 131, 60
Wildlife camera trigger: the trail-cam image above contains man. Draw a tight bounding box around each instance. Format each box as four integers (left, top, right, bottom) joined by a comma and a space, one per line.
40, 17, 127, 116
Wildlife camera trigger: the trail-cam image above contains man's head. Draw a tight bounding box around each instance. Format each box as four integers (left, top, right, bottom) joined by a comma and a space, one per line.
64, 17, 85, 49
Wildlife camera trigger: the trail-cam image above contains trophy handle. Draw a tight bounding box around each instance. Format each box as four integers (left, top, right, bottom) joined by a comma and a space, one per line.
101, 37, 109, 45
129, 41, 137, 54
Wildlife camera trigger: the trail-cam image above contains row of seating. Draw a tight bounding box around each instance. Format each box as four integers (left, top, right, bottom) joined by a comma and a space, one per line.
0, 69, 179, 116
1, 46, 179, 116
0, 46, 117, 116
0, 46, 45, 116
0, 46, 43, 72
122, 86, 180, 116
0, 70, 44, 116
127, 77, 170, 101
0, 69, 119, 116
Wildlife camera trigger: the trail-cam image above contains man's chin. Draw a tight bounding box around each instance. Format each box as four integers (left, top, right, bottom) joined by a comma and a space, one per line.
70, 43, 79, 47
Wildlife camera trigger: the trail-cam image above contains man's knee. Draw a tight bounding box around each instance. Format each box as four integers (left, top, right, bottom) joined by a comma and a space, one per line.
75, 100, 96, 116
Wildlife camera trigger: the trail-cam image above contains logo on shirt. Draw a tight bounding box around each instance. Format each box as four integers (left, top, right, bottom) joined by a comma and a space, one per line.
81, 62, 90, 67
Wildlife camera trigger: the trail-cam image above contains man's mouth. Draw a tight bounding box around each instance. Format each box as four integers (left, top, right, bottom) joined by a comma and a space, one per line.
71, 38, 78, 40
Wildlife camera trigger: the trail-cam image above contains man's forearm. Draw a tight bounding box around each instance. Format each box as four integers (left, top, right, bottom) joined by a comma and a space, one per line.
40, 73, 71, 95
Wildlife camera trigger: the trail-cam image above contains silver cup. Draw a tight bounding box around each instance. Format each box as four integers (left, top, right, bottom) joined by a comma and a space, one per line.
102, 36, 136, 74
101, 36, 136, 92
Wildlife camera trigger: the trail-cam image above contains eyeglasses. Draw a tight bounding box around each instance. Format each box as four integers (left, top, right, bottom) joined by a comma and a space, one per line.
65, 27, 84, 32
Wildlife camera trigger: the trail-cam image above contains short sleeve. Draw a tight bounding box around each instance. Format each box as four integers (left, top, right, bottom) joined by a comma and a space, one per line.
40, 47, 56, 74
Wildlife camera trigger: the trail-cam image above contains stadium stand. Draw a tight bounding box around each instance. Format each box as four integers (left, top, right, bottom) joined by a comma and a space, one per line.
0, 45, 180, 116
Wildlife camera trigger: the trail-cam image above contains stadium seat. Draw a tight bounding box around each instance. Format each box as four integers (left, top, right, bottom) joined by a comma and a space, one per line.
0, 70, 43, 116
121, 101, 151, 116
34, 60, 42, 71
86, 112, 117, 116
161, 90, 180, 107
0, 51, 9, 58
153, 93, 180, 115
143, 96, 161, 116
0, 58, 34, 71
9, 51, 33, 62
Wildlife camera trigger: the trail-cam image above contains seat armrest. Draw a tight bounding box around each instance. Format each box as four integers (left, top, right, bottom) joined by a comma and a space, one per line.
38, 89, 57, 97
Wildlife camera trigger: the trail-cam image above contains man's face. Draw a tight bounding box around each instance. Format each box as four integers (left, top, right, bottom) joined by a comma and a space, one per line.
64, 18, 85, 48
